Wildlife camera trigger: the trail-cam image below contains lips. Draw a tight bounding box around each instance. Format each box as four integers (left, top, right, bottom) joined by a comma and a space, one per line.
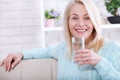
76, 29, 87, 33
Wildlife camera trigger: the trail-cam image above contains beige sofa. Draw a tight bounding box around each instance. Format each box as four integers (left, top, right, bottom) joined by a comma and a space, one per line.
0, 59, 58, 80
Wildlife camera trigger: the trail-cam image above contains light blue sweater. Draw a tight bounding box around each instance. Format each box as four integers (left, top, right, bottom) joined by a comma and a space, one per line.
22, 40, 120, 80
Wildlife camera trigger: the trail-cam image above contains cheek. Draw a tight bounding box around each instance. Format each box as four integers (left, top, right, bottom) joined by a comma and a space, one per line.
88, 24, 94, 35
89, 27, 94, 32
69, 20, 73, 27
88, 21, 94, 30
69, 20, 74, 30
86, 22, 94, 33
69, 20, 77, 29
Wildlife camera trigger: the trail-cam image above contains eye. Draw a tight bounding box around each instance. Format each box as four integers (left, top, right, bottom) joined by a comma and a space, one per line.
71, 16, 78, 20
84, 16, 90, 20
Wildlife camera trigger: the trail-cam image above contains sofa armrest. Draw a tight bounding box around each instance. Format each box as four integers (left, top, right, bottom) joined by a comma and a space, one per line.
0, 59, 58, 80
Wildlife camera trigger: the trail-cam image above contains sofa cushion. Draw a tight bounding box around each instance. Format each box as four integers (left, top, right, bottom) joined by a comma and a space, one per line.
0, 59, 58, 80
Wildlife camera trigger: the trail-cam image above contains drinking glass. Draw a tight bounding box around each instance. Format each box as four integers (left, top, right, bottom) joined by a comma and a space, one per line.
72, 37, 85, 53
72, 37, 85, 63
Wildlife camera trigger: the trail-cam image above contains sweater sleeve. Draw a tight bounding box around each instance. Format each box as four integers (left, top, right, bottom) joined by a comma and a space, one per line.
22, 42, 66, 60
95, 40, 120, 80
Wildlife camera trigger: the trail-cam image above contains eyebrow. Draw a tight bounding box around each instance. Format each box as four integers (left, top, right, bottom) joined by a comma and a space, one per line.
71, 14, 78, 16
71, 13, 89, 16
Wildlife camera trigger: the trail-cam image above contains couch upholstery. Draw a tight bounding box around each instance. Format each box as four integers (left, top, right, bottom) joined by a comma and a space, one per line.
0, 59, 58, 80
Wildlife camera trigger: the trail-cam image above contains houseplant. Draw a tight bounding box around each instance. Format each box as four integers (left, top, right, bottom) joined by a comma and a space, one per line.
45, 9, 61, 27
105, 0, 120, 23
45, 9, 60, 19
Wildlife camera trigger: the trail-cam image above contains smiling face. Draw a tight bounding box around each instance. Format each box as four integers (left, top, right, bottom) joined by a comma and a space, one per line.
69, 3, 94, 39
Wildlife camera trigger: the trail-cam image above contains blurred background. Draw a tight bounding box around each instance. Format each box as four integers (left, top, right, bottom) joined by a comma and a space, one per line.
0, 0, 120, 55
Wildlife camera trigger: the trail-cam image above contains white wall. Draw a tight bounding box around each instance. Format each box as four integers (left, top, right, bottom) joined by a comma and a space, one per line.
0, 0, 66, 54
102, 28, 120, 43
0, 0, 42, 54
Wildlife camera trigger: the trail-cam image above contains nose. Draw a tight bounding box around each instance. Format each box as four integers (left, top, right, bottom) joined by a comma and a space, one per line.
78, 19, 85, 27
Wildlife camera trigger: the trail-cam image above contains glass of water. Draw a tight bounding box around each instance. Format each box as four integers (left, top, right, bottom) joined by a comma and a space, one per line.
72, 37, 85, 53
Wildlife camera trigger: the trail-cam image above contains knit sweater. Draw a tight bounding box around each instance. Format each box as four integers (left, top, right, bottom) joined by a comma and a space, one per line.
22, 39, 120, 80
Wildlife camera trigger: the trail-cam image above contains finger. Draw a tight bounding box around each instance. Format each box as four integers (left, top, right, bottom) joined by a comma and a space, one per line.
74, 56, 92, 62
75, 50, 90, 55
5, 55, 14, 71
3, 60, 7, 71
76, 49, 90, 53
7, 58, 14, 72
11, 59, 21, 69
77, 60, 92, 65
74, 52, 91, 59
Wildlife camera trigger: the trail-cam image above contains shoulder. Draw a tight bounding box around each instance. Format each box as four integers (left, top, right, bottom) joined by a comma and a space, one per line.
100, 39, 120, 66
104, 39, 120, 48
99, 39, 120, 56
97, 39, 120, 64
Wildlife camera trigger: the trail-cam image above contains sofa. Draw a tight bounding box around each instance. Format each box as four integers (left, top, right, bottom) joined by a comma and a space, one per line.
0, 59, 58, 80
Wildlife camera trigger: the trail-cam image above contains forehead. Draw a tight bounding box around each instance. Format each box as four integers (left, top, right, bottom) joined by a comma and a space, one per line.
69, 3, 88, 15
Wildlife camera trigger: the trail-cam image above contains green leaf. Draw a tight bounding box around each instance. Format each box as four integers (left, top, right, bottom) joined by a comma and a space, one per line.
105, 0, 120, 16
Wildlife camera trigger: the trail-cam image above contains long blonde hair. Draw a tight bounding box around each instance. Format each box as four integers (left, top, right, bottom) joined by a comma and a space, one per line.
64, 0, 104, 59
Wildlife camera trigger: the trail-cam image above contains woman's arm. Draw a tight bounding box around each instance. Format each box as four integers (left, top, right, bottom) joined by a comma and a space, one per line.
95, 41, 120, 80
22, 42, 66, 60
95, 57, 120, 80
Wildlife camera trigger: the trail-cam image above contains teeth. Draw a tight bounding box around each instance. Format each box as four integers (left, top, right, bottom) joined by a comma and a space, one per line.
76, 29, 86, 32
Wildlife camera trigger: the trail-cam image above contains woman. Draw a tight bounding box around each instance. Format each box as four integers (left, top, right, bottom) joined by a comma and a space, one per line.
1, 0, 120, 80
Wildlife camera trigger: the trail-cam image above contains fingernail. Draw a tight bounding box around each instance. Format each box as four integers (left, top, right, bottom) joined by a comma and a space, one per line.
12, 65, 14, 69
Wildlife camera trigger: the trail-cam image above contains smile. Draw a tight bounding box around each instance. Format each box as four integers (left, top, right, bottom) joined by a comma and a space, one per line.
76, 29, 87, 33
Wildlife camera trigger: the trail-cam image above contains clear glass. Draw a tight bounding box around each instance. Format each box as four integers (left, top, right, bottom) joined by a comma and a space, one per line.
72, 37, 85, 54
72, 37, 85, 68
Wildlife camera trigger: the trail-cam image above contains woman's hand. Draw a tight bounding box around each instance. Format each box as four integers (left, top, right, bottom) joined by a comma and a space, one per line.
74, 49, 102, 66
0, 53, 23, 72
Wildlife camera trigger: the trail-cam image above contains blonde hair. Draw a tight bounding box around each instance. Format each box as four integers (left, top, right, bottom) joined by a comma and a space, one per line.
63, 0, 104, 59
